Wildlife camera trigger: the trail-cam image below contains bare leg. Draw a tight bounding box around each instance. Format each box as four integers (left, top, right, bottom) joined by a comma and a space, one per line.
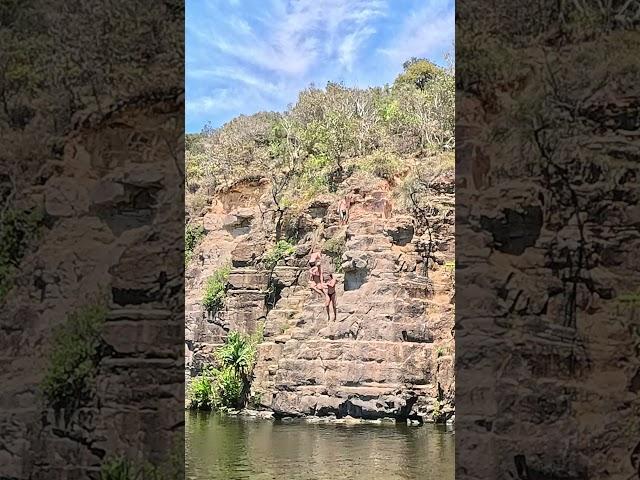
323, 291, 331, 320
309, 282, 324, 298
332, 297, 337, 320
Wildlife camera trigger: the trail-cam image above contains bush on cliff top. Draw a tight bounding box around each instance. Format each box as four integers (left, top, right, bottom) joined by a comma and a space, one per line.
185, 53, 454, 220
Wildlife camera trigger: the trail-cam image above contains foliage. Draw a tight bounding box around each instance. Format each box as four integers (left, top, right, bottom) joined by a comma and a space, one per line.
617, 291, 640, 306
213, 365, 244, 408
41, 302, 108, 421
202, 265, 231, 313
322, 233, 346, 273
188, 372, 216, 410
188, 329, 261, 410
0, 207, 43, 302
185, 52, 455, 221
185, 222, 205, 265
358, 150, 403, 182
262, 240, 295, 270
395, 58, 443, 90
215, 331, 257, 380
100, 457, 138, 480
100, 447, 183, 480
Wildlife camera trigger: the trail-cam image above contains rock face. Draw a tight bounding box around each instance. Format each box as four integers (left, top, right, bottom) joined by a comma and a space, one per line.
1, 92, 184, 479
186, 175, 455, 422
456, 6, 640, 478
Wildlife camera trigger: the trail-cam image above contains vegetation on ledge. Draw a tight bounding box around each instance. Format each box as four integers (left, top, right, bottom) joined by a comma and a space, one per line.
185, 54, 454, 233
188, 327, 263, 411
202, 265, 231, 313
41, 301, 108, 424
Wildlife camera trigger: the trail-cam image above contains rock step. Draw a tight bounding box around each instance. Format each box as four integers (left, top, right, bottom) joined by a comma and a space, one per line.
277, 338, 433, 359
288, 383, 434, 396
106, 309, 173, 320
268, 306, 302, 315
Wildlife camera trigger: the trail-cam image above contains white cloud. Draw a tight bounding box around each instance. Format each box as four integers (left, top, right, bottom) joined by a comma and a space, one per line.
338, 26, 376, 70
186, 0, 454, 130
193, 0, 386, 77
378, 1, 454, 66
187, 66, 282, 95
186, 90, 243, 114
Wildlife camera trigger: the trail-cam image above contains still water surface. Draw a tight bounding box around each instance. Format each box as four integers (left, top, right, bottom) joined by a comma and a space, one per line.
186, 411, 454, 480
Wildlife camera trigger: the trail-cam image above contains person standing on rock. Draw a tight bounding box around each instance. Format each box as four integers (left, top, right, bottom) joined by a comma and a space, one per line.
308, 251, 327, 300
309, 250, 322, 268
338, 195, 352, 225
324, 273, 338, 321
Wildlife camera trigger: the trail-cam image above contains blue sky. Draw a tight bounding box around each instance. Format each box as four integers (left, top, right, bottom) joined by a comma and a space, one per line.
186, 0, 454, 133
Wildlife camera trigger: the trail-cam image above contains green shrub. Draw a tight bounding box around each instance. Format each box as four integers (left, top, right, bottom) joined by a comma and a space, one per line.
41, 302, 107, 421
322, 233, 346, 273
202, 265, 230, 312
216, 330, 256, 379
188, 371, 217, 410
188, 330, 261, 411
100, 457, 138, 480
100, 447, 184, 480
0, 207, 43, 302
187, 364, 243, 410
262, 240, 295, 270
185, 223, 206, 265
359, 150, 402, 181
214, 365, 243, 408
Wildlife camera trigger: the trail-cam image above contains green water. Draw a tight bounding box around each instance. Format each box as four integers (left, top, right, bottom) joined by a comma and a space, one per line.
186, 411, 454, 480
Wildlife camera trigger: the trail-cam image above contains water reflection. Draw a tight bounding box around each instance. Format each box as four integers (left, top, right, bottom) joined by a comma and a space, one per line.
186, 411, 454, 480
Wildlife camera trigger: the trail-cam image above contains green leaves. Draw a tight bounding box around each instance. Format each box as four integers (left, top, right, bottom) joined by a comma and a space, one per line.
188, 374, 216, 411
188, 330, 260, 410
202, 265, 231, 313
216, 331, 256, 379
41, 302, 108, 421
0, 207, 44, 302
262, 240, 295, 270
395, 58, 443, 90
185, 223, 206, 265
185, 54, 455, 216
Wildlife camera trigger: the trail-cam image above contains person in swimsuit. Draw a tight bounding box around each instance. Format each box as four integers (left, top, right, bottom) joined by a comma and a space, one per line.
309, 250, 321, 267
338, 195, 352, 225
324, 273, 337, 321
308, 253, 327, 300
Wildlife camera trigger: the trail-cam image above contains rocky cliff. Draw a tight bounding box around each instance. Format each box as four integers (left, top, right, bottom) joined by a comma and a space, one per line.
1, 92, 184, 479
186, 169, 455, 422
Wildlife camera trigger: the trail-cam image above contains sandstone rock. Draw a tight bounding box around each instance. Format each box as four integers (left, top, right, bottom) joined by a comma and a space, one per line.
231, 237, 265, 267
188, 171, 454, 425
383, 216, 415, 246
227, 269, 269, 290
45, 177, 91, 217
